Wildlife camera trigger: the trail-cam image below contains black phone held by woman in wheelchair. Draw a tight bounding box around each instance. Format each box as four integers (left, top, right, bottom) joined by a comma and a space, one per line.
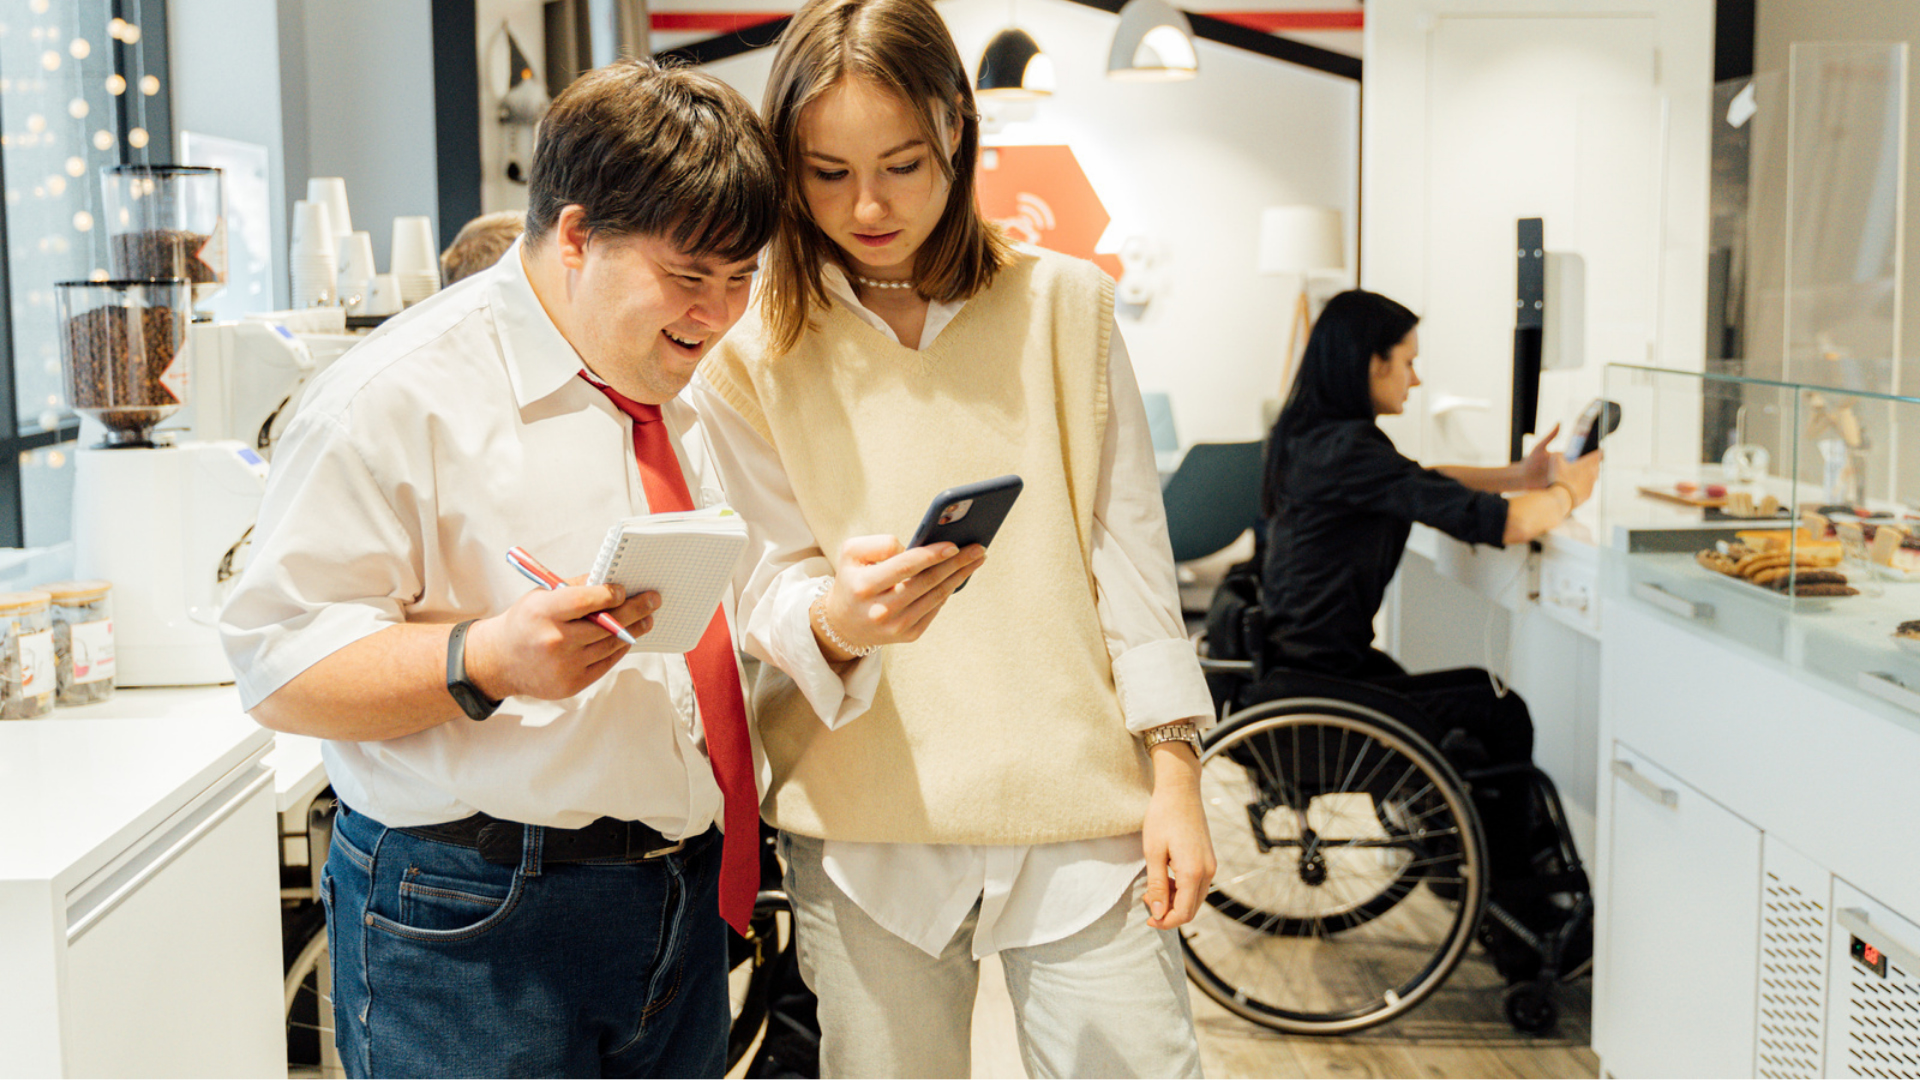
1566, 398, 1621, 460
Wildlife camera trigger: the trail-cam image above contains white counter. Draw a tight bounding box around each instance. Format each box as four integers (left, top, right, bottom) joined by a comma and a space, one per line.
0, 691, 289, 1077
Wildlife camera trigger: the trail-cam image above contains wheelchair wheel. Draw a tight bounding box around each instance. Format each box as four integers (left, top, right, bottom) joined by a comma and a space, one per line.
1181, 696, 1488, 1035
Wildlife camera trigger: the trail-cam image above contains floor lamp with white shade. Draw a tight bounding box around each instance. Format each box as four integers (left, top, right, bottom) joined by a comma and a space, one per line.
1258, 206, 1346, 399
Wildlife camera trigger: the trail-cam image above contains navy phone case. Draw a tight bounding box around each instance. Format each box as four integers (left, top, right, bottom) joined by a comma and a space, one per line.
908, 475, 1023, 590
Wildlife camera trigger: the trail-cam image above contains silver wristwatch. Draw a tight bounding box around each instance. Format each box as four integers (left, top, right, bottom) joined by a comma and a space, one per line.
1142, 721, 1202, 755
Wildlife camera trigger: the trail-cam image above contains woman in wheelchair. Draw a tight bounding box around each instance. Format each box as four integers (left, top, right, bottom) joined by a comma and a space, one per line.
1182, 289, 1601, 1036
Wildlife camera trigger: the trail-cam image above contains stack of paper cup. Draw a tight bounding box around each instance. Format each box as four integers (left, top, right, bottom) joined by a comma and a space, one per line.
307, 177, 354, 250
290, 200, 337, 309
365, 273, 404, 317
336, 231, 377, 314
390, 216, 440, 306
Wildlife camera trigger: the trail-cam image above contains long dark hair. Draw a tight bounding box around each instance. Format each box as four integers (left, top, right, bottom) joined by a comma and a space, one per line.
1261, 289, 1420, 517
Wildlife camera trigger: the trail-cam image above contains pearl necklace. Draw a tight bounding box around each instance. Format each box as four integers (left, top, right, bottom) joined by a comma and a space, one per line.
854, 274, 917, 291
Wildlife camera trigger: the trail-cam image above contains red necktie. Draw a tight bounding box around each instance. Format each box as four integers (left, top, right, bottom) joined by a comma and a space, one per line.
582, 374, 757, 935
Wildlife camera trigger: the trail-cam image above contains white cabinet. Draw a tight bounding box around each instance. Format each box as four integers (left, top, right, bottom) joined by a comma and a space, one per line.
1603, 744, 1762, 1078
0, 713, 282, 1078
1826, 881, 1920, 1079
1596, 599, 1920, 1080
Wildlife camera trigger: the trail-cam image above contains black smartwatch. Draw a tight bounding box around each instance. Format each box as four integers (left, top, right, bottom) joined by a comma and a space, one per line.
445, 619, 501, 721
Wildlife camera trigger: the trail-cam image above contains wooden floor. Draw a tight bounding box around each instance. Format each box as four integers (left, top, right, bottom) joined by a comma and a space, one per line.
971, 949, 1598, 1080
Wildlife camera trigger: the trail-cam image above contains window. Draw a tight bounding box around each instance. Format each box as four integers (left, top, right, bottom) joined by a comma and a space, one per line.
0, 0, 170, 548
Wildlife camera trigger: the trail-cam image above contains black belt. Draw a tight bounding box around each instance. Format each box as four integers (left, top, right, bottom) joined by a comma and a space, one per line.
398, 813, 686, 867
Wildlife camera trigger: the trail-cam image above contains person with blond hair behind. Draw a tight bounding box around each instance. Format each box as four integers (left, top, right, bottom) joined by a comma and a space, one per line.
692, 2, 1213, 1075
440, 209, 526, 285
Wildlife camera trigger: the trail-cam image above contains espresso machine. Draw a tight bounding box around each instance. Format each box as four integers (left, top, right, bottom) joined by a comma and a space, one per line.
65, 166, 270, 687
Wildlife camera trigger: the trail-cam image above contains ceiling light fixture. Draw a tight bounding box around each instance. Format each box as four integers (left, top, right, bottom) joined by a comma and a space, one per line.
978, 25, 1055, 99
1108, 0, 1199, 82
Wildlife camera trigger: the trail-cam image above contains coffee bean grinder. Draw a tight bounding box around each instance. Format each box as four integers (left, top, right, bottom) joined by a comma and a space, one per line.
63, 166, 268, 686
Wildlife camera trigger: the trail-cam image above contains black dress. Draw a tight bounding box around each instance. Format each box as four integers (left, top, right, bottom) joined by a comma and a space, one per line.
1259, 419, 1537, 875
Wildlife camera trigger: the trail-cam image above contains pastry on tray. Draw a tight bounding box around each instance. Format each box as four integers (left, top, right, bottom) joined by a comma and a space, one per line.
1893, 620, 1920, 640
1693, 545, 1855, 597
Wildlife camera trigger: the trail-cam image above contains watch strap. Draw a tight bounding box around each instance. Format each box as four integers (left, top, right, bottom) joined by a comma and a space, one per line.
446, 619, 501, 721
1142, 721, 1202, 755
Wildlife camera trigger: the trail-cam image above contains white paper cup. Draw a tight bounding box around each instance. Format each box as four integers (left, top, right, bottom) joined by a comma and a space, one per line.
336, 231, 376, 284
290, 200, 336, 259
390, 215, 439, 279
366, 273, 403, 316
307, 177, 353, 240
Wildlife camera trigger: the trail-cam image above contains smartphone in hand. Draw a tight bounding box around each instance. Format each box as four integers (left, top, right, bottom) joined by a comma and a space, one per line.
908, 475, 1023, 591
1567, 399, 1622, 461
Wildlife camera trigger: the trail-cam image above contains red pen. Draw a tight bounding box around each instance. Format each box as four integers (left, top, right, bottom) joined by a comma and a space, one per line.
505, 546, 639, 645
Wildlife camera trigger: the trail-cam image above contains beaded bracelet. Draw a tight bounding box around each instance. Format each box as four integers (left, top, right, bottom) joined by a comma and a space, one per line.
812, 577, 878, 658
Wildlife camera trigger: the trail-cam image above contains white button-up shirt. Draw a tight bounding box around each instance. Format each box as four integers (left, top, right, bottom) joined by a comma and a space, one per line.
222, 242, 754, 836
687, 261, 1213, 957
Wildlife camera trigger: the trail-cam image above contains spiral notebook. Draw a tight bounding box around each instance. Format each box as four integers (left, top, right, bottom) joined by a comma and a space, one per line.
587, 505, 750, 654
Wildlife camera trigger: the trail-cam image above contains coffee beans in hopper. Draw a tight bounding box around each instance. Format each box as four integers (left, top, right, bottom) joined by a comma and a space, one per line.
64, 304, 181, 434
110, 230, 218, 283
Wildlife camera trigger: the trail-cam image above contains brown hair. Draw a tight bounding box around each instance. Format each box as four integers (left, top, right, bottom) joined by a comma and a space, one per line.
440, 211, 526, 284
525, 58, 779, 263
760, 0, 1014, 353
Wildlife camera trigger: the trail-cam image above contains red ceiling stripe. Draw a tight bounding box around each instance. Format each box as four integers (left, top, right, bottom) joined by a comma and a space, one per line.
650, 10, 1364, 34
1206, 10, 1364, 31
650, 13, 787, 32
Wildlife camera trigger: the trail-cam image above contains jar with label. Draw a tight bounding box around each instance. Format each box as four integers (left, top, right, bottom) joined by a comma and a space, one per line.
0, 592, 55, 719
38, 581, 114, 707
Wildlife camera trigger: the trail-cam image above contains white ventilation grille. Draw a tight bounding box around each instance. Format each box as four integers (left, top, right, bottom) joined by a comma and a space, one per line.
1758, 869, 1829, 1078
1835, 954, 1920, 1079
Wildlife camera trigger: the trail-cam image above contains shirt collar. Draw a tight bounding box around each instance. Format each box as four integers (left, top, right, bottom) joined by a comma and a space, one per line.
488, 237, 591, 409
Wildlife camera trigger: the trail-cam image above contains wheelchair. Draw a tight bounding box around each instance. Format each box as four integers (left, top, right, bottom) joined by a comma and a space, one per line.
1184, 630, 1592, 1037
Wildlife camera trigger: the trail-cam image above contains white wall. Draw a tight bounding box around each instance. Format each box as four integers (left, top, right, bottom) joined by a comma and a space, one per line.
297, 0, 439, 271
1362, 0, 1715, 467
168, 0, 303, 310
703, 0, 1361, 445
169, 0, 438, 309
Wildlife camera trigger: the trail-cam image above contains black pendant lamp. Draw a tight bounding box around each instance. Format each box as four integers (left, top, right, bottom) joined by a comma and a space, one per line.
977, 26, 1055, 100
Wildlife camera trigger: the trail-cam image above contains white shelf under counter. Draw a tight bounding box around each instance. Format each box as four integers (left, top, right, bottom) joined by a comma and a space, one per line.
0, 696, 286, 1077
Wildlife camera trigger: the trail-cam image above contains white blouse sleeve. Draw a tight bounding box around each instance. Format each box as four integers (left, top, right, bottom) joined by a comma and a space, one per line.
689, 373, 881, 730
1093, 325, 1217, 732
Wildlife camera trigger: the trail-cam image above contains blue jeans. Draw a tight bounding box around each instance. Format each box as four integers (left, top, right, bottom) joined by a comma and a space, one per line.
322, 802, 728, 1078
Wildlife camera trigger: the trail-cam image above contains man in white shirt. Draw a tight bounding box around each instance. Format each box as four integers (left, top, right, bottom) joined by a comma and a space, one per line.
221, 61, 779, 1078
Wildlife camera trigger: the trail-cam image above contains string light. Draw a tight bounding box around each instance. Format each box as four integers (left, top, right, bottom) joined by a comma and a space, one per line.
105, 73, 125, 95
68, 38, 88, 59
139, 75, 158, 96
127, 128, 148, 149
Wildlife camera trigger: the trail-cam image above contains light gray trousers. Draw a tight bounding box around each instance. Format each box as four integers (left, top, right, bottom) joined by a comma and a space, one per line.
780, 831, 1204, 1079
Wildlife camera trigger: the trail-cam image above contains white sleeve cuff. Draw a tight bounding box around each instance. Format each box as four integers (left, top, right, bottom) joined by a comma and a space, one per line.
1111, 636, 1216, 734
759, 568, 881, 730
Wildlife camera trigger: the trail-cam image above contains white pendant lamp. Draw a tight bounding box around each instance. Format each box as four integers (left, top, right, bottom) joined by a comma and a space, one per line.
1108, 0, 1199, 82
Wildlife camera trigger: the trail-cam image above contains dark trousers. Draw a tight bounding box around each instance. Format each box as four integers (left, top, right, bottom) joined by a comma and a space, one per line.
1360, 654, 1540, 882
324, 802, 729, 1078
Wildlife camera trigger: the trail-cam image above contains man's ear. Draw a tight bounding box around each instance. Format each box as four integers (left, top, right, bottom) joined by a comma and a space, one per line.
555, 205, 592, 270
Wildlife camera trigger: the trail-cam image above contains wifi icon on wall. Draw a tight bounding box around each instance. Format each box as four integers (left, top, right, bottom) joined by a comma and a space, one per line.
975, 144, 1124, 281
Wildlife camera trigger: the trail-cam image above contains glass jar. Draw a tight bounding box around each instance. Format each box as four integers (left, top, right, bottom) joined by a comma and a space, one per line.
38, 581, 114, 707
0, 592, 55, 719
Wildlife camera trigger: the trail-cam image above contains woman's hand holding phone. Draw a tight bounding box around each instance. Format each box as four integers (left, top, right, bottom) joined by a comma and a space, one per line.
812, 534, 986, 661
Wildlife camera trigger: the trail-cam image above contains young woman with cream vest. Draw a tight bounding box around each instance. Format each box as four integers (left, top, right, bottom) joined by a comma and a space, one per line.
690, 1, 1215, 1075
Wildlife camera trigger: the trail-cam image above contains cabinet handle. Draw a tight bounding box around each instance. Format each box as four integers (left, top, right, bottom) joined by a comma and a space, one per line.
1838, 908, 1920, 976
1632, 581, 1712, 620
1611, 759, 1678, 808
1857, 671, 1920, 716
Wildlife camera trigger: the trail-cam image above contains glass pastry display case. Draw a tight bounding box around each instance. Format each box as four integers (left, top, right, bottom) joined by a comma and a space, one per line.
1597, 361, 1920, 731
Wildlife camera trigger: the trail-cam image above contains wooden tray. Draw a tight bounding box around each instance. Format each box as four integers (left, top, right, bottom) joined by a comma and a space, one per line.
1639, 485, 1726, 508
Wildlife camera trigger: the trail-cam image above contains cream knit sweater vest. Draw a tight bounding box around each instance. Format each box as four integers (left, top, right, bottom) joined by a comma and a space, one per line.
702, 249, 1152, 845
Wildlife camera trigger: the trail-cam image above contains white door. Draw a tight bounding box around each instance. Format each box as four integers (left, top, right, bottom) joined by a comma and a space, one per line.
1604, 743, 1762, 1078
